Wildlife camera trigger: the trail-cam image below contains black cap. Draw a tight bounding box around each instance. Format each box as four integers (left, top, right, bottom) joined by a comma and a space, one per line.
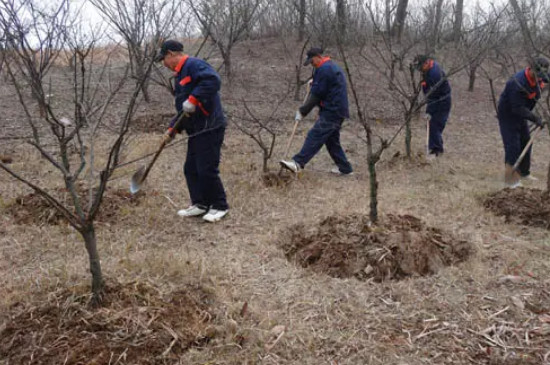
413, 54, 430, 70
303, 47, 324, 66
154, 40, 184, 62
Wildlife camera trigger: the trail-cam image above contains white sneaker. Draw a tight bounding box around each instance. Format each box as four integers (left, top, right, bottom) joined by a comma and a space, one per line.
330, 167, 354, 176
521, 174, 538, 181
279, 159, 301, 173
177, 205, 207, 217
203, 209, 228, 223
506, 181, 522, 189
426, 154, 437, 162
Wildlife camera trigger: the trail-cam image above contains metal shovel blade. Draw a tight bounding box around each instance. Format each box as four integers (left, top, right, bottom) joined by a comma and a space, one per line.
130, 166, 146, 194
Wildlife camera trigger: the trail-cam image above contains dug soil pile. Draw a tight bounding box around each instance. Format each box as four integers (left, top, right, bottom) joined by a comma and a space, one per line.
484, 187, 550, 229
0, 281, 216, 364
281, 214, 472, 281
4, 188, 148, 226
132, 112, 174, 134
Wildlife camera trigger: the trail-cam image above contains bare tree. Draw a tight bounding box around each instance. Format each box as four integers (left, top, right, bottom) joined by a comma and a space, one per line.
297, 0, 306, 41
336, 0, 347, 38
89, 0, 181, 102
391, 0, 409, 42
188, 0, 265, 78
452, 0, 464, 41
429, 0, 445, 53
509, 0, 536, 55
0, 0, 153, 304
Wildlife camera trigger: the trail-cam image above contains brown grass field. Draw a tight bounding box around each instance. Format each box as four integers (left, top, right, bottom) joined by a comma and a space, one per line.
1, 40, 550, 364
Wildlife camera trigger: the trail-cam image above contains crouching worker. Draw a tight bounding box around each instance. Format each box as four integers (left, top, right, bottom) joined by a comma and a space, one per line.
414, 55, 452, 159
156, 40, 229, 222
497, 56, 548, 188
280, 47, 353, 176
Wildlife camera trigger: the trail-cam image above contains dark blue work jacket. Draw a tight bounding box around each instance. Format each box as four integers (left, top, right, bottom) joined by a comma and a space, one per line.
310, 58, 350, 121
170, 55, 225, 134
497, 68, 544, 124
421, 60, 451, 114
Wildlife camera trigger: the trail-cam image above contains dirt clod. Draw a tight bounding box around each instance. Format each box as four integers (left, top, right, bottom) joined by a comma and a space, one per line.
0, 154, 13, 164
484, 187, 550, 229
0, 281, 216, 364
280, 214, 472, 281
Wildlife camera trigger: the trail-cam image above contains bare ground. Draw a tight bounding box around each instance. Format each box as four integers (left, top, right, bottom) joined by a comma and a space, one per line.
1, 39, 550, 364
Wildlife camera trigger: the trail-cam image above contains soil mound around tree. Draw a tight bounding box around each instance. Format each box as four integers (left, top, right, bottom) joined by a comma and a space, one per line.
484, 187, 550, 229
261, 172, 293, 187
0, 281, 216, 365
4, 188, 149, 226
280, 214, 473, 281
132, 112, 174, 134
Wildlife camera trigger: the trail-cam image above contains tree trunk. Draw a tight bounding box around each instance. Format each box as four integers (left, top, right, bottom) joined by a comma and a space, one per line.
468, 63, 478, 92
452, 0, 464, 42
81, 225, 104, 305
295, 65, 301, 101
430, 0, 445, 53
509, 0, 536, 55
405, 114, 412, 158
385, 0, 391, 34
336, 0, 347, 40
298, 0, 306, 41
391, 0, 409, 43
368, 156, 379, 224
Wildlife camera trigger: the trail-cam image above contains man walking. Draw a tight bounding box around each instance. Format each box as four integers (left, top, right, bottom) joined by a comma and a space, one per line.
280, 47, 353, 176
156, 40, 229, 222
497, 56, 548, 188
414, 55, 452, 159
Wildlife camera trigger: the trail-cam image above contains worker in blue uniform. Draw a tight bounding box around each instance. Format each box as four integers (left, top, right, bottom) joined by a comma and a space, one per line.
280, 48, 353, 176
497, 56, 548, 188
156, 40, 229, 222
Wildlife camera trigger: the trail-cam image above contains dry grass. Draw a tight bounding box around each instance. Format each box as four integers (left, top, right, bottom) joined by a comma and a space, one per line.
1, 39, 550, 364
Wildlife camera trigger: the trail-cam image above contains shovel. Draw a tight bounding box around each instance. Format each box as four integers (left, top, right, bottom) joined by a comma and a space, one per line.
278, 82, 311, 176
130, 112, 188, 194
512, 125, 543, 172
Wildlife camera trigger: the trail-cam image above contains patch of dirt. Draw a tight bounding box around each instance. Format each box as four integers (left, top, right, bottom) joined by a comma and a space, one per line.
0, 154, 13, 164
280, 214, 473, 281
4, 188, 150, 226
484, 187, 550, 229
0, 281, 216, 365
261, 172, 293, 187
383, 150, 430, 168
132, 112, 174, 134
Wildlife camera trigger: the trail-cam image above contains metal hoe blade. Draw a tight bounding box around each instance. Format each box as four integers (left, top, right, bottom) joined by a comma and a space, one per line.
130, 166, 146, 194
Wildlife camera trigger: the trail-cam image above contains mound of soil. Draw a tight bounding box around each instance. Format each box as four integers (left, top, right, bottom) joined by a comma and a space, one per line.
261, 172, 293, 187
0, 154, 13, 164
383, 150, 430, 168
4, 188, 148, 226
484, 187, 550, 229
281, 214, 472, 282
132, 112, 174, 134
0, 281, 215, 364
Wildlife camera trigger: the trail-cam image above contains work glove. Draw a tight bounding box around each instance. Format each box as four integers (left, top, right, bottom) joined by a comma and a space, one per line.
162, 128, 175, 145
295, 110, 303, 121
534, 116, 544, 129
182, 99, 196, 114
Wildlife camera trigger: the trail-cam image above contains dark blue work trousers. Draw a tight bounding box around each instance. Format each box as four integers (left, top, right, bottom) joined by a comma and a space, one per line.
427, 99, 451, 155
498, 117, 531, 176
293, 116, 353, 174
184, 126, 229, 210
